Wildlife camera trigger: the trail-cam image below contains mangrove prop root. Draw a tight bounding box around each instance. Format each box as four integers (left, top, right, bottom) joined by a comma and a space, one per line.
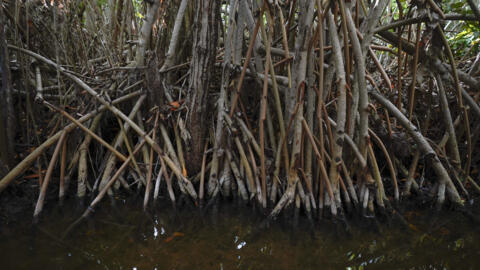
2, 2, 478, 224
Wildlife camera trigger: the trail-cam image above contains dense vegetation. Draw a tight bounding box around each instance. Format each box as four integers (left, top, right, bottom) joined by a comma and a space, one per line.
0, 0, 479, 222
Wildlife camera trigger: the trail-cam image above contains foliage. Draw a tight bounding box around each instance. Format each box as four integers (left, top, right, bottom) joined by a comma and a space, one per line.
444, 1, 480, 57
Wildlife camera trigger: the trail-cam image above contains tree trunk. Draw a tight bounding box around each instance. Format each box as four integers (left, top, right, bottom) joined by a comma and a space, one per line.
185, 0, 219, 173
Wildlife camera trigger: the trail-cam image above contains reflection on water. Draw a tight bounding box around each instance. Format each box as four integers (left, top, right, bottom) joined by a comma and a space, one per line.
1, 199, 480, 270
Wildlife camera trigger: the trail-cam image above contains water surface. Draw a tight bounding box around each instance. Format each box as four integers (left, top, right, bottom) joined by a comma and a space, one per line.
1, 199, 479, 269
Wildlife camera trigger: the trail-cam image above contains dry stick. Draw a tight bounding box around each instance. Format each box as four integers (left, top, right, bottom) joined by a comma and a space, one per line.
236, 118, 261, 156
468, 53, 480, 77
98, 95, 147, 193
134, 0, 160, 66
265, 107, 277, 154
247, 144, 263, 204
367, 143, 386, 208
437, 26, 472, 176
368, 48, 392, 90
359, 0, 389, 52
394, 162, 414, 195
270, 136, 283, 203
404, 15, 414, 81
158, 123, 187, 197
430, 142, 469, 197
316, 0, 325, 164
8, 46, 196, 200
234, 137, 256, 197
322, 103, 335, 156
426, 0, 445, 19
304, 21, 318, 213
270, 97, 303, 207
219, 160, 232, 197
436, 73, 461, 167
403, 151, 420, 195
318, 170, 325, 214
199, 141, 208, 201
340, 162, 359, 206
327, 116, 367, 169
42, 101, 127, 162
223, 112, 256, 196
270, 81, 308, 217
276, 2, 292, 88
80, 135, 149, 222
163, 157, 176, 205
369, 90, 463, 206
285, 0, 314, 122
369, 128, 399, 202
34, 65, 44, 102
374, 14, 477, 34
315, 97, 327, 210
58, 134, 67, 202
384, 110, 394, 139
159, 123, 189, 198
153, 163, 164, 201
37, 160, 43, 190
436, 182, 446, 209
115, 115, 144, 185
407, 23, 421, 121
327, 10, 347, 199
338, 175, 352, 211
298, 168, 317, 210
259, 22, 272, 208
261, 8, 290, 202
301, 118, 337, 216
240, 0, 263, 72
376, 31, 480, 118
0, 89, 140, 193
136, 113, 151, 185
295, 181, 312, 217
33, 131, 67, 219
380, 26, 480, 85
77, 113, 103, 199
160, 0, 189, 71
338, 0, 351, 81
207, 65, 229, 197
227, 150, 249, 201
224, 0, 239, 66
95, 66, 147, 76
159, 123, 182, 170
346, 7, 369, 159
296, 175, 311, 213
467, 176, 480, 195
362, 187, 370, 214
143, 111, 159, 209
396, 21, 404, 109
229, 3, 265, 117
440, 108, 475, 150
173, 123, 187, 178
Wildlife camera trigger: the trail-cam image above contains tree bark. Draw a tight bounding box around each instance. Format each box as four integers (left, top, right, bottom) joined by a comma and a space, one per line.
186, 0, 219, 173
160, 0, 188, 71
285, 0, 315, 123
327, 10, 347, 197
135, 0, 160, 66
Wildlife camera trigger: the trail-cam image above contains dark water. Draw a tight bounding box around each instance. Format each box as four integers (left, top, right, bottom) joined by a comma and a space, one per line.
1, 198, 480, 270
